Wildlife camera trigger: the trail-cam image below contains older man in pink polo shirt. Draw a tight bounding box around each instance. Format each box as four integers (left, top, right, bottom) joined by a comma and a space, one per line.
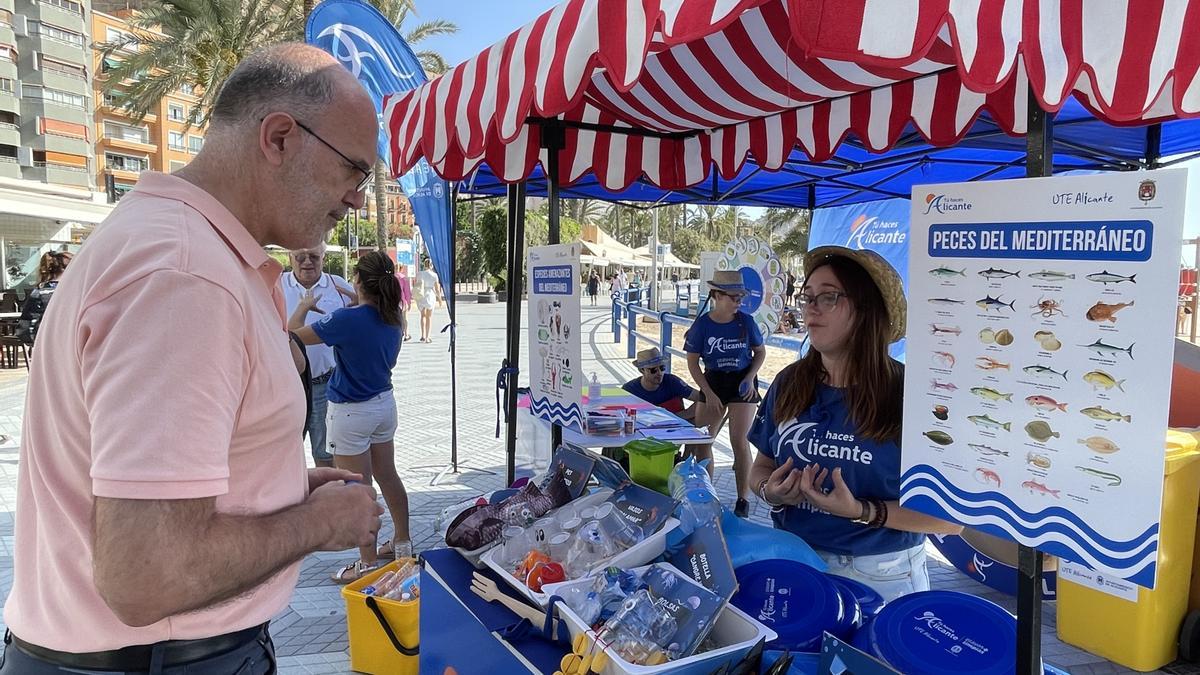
1, 44, 384, 674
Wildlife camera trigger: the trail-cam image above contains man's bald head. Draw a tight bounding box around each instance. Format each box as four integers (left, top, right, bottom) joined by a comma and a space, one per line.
210, 43, 370, 130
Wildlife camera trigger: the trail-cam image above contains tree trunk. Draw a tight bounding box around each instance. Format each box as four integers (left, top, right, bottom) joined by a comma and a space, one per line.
304, 0, 314, 17
374, 160, 388, 252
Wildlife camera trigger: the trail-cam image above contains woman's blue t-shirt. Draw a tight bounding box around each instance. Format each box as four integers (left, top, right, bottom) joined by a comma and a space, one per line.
748, 380, 924, 556
683, 311, 763, 372
311, 305, 402, 404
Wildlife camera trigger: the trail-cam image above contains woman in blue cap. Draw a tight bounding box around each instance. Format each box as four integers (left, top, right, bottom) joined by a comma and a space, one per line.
747, 247, 961, 600
685, 270, 766, 518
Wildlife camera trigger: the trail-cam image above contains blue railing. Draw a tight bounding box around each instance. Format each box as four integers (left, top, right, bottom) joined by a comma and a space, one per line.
611, 291, 808, 388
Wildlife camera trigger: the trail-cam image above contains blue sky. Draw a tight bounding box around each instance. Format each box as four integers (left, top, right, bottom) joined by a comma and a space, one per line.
418, 1, 558, 69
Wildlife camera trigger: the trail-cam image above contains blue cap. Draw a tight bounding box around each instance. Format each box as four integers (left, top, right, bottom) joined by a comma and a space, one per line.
732, 559, 850, 652
861, 591, 1020, 675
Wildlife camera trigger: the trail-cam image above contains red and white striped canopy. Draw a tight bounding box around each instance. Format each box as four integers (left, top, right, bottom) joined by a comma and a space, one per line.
383, 0, 1200, 191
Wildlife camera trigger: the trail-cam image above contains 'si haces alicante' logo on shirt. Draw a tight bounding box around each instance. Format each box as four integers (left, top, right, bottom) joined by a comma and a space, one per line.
777, 419, 876, 466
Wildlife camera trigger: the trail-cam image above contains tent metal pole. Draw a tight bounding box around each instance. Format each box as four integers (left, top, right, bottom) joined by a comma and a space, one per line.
544, 121, 566, 452
448, 185, 460, 473
504, 182, 527, 486
1018, 86, 1053, 675
1145, 123, 1162, 169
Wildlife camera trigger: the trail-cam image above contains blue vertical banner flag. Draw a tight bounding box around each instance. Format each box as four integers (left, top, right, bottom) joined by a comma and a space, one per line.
808, 198, 911, 360
305, 0, 454, 291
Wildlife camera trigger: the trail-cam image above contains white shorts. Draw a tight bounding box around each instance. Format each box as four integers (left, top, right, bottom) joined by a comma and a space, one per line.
818, 542, 930, 602
326, 392, 398, 456
417, 291, 436, 311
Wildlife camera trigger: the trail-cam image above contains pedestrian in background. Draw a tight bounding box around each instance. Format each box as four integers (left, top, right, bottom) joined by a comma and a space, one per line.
280, 242, 356, 468
396, 263, 413, 342
17, 250, 72, 348
415, 257, 441, 343
2, 44, 383, 672
586, 270, 600, 306
291, 250, 409, 582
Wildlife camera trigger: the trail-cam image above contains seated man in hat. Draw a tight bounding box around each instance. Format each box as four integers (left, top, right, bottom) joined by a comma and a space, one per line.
622, 347, 705, 422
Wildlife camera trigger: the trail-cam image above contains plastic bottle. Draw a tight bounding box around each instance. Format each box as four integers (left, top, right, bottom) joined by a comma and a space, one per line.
588, 372, 602, 404
668, 457, 722, 532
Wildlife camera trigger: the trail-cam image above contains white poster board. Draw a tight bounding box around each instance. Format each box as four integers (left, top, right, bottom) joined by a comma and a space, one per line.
901, 170, 1187, 589
528, 243, 584, 432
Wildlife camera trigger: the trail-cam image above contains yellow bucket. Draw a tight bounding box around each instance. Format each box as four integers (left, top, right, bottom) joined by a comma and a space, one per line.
1056, 429, 1200, 672
342, 559, 420, 675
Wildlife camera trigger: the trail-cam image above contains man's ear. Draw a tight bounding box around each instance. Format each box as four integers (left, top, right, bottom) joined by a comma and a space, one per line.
259, 113, 297, 168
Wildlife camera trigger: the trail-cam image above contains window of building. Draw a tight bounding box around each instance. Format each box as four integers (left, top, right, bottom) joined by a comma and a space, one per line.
105, 152, 148, 173
43, 0, 83, 16
179, 83, 195, 95
0, 45, 16, 65
34, 150, 88, 169
103, 122, 147, 144
43, 118, 89, 140
0, 112, 16, 127
169, 160, 186, 172
0, 78, 13, 94
112, 182, 134, 200
38, 55, 86, 80
188, 135, 203, 153
0, 9, 12, 27
0, 145, 16, 160
167, 103, 184, 121
104, 26, 137, 52
168, 131, 185, 151
23, 85, 87, 109
30, 22, 84, 46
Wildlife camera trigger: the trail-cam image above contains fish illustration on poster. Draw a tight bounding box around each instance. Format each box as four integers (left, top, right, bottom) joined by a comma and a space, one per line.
528, 244, 584, 431
901, 170, 1187, 590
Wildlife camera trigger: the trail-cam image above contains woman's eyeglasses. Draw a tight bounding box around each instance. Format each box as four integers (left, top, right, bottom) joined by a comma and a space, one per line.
797, 291, 847, 312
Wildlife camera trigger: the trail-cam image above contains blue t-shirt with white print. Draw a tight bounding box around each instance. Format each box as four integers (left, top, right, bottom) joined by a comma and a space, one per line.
683, 311, 763, 372
748, 379, 924, 557
311, 305, 401, 404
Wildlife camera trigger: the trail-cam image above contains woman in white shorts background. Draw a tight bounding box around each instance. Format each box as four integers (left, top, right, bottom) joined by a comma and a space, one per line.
290, 251, 408, 583
414, 257, 441, 343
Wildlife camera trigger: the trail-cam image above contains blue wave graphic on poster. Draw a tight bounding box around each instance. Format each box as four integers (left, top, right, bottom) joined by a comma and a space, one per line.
530, 396, 584, 432
902, 465, 1158, 584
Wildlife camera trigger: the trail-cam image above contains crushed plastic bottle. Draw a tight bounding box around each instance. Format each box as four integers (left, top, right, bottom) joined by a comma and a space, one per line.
668, 456, 722, 533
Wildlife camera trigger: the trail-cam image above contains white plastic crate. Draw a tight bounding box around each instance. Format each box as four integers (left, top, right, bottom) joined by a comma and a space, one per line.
545, 563, 777, 675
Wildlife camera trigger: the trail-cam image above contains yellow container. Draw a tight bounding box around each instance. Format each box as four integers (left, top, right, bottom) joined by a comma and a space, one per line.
1056, 429, 1200, 672
342, 559, 419, 675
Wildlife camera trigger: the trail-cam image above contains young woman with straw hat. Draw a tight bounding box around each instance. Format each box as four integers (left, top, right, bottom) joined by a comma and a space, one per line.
684, 269, 766, 518
747, 246, 962, 600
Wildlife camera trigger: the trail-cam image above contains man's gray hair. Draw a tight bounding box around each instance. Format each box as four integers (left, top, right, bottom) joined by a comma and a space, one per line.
211, 44, 340, 127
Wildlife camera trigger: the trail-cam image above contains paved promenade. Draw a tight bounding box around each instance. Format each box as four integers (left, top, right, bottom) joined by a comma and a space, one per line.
0, 299, 1186, 674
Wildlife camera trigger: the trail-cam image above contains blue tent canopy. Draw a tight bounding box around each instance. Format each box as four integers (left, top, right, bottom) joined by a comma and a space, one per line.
461, 98, 1195, 208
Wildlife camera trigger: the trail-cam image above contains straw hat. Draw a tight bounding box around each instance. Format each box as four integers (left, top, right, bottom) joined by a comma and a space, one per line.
804, 246, 907, 343
633, 347, 665, 369
709, 270, 747, 294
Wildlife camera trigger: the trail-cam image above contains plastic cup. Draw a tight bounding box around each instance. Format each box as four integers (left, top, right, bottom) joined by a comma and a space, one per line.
596, 503, 641, 549
559, 516, 583, 533
578, 506, 597, 522
500, 526, 531, 567
531, 517, 559, 551
548, 532, 572, 563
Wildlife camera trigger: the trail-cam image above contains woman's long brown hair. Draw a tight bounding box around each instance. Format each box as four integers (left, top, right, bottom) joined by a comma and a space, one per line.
356, 251, 403, 326
772, 255, 903, 443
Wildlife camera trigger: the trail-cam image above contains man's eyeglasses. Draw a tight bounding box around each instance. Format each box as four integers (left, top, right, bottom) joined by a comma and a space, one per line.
293, 252, 324, 263
797, 291, 847, 313
643, 366, 664, 374
293, 119, 374, 193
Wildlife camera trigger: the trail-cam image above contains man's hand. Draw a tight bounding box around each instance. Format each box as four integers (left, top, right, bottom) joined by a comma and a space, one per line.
761, 457, 805, 506
308, 467, 362, 493
307, 481, 384, 550
298, 289, 325, 315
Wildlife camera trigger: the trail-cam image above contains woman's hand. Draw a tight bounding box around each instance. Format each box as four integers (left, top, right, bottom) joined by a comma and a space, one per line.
797, 463, 861, 518
334, 284, 358, 306
298, 289, 325, 315
738, 376, 755, 398
761, 457, 805, 507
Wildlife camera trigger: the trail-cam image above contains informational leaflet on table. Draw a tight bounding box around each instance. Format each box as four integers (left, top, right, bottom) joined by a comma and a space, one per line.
528, 243, 584, 431
900, 170, 1187, 589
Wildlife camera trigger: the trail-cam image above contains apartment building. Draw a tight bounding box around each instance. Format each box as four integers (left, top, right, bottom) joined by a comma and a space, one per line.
92, 9, 203, 201
363, 182, 415, 235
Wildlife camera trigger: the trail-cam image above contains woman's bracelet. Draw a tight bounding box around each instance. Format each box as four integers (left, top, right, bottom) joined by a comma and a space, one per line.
869, 498, 888, 528
757, 478, 784, 508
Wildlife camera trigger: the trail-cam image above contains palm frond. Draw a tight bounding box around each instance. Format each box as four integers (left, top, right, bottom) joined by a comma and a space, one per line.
404, 19, 457, 44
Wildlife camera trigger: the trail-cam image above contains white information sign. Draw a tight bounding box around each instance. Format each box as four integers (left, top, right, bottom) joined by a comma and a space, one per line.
901, 170, 1187, 589
528, 243, 584, 431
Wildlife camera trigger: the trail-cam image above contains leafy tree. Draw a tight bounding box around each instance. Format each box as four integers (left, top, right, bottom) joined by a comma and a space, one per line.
478, 205, 508, 288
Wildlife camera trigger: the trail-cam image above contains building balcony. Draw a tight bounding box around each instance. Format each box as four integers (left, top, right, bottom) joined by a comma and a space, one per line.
103, 165, 141, 181
100, 133, 156, 154
0, 155, 18, 179
25, 161, 91, 187
20, 98, 90, 126
27, 130, 90, 155
0, 91, 16, 116
99, 101, 156, 124
24, 32, 88, 67
0, 0, 14, 16
0, 120, 16, 146
0, 24, 15, 49
16, 0, 85, 32
22, 67, 89, 95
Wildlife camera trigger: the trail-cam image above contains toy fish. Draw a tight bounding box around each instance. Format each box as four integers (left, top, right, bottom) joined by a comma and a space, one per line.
968, 414, 1011, 431
1078, 339, 1134, 359
1024, 420, 1060, 442
1021, 480, 1061, 498
1025, 395, 1067, 412
923, 430, 954, 446
930, 324, 962, 336
969, 443, 1009, 457
977, 295, 1016, 312
1080, 406, 1131, 423
930, 267, 966, 278
1086, 300, 1135, 324
1086, 270, 1136, 285
1078, 436, 1120, 454
979, 267, 1020, 279
1023, 364, 1069, 381
971, 387, 1013, 402
974, 468, 1002, 488
929, 298, 965, 306
932, 351, 956, 368
1029, 270, 1075, 281
930, 379, 958, 392
1026, 452, 1051, 469
1082, 370, 1125, 392
1076, 466, 1122, 487
975, 356, 1010, 371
